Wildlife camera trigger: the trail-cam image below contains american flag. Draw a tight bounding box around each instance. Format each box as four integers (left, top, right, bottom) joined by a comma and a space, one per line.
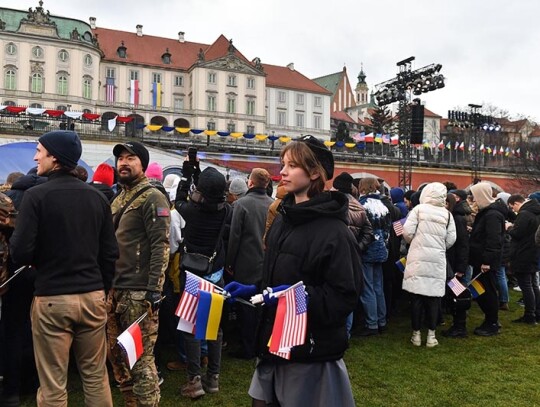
447, 277, 467, 297
393, 218, 406, 236
106, 77, 115, 103
175, 271, 213, 328
269, 283, 307, 359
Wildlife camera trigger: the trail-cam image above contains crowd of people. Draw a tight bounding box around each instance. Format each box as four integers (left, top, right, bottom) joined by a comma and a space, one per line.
1, 130, 540, 406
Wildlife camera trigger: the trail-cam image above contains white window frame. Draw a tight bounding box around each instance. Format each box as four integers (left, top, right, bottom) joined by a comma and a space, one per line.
84, 54, 93, 67
278, 91, 286, 103
106, 68, 116, 79
314, 96, 322, 108
208, 72, 217, 84
58, 49, 69, 62
296, 93, 304, 106
227, 75, 236, 87
174, 75, 184, 87
5, 69, 16, 90
246, 99, 255, 115
247, 77, 255, 89
277, 110, 286, 126
207, 95, 216, 111
57, 73, 68, 95
227, 97, 236, 113
31, 73, 43, 93
83, 76, 92, 99
296, 113, 304, 127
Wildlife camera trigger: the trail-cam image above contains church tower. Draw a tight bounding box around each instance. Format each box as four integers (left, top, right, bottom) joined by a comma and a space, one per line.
355, 64, 369, 106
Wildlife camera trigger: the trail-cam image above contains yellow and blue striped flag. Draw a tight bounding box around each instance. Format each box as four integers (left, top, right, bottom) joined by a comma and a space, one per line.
469, 279, 485, 298
194, 290, 224, 340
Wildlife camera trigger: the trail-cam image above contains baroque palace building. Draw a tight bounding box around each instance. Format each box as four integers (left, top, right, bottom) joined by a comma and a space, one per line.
0, 1, 332, 139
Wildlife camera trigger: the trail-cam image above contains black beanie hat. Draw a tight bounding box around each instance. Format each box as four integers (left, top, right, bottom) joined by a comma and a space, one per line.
197, 167, 226, 204
298, 135, 334, 179
113, 141, 150, 171
449, 189, 468, 202
38, 130, 82, 170
333, 172, 353, 194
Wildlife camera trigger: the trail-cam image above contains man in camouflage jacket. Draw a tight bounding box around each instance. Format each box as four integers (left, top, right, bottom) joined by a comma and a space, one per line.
0, 192, 15, 296
107, 142, 170, 407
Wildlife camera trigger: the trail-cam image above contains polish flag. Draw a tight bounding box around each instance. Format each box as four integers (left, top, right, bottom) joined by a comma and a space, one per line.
130, 79, 139, 106
117, 321, 144, 369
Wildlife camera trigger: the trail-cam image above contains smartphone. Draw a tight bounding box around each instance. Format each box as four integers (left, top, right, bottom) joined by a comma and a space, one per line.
188, 147, 197, 163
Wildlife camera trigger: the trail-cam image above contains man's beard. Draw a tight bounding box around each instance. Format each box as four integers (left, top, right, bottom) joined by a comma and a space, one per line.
117, 168, 138, 185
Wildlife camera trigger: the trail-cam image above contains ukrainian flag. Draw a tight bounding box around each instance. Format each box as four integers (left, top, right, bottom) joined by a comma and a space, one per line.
395, 257, 407, 273
469, 279, 485, 299
195, 291, 224, 340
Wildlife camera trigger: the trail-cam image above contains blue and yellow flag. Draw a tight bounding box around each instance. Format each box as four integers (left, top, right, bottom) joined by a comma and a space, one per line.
469, 279, 485, 299
152, 82, 162, 109
195, 291, 224, 340
395, 257, 407, 273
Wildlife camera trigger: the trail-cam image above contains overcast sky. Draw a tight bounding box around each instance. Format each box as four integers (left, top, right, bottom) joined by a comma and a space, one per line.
16, 0, 540, 121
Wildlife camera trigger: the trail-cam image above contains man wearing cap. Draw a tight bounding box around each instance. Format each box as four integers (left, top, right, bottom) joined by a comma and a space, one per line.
9, 130, 118, 406
108, 141, 170, 407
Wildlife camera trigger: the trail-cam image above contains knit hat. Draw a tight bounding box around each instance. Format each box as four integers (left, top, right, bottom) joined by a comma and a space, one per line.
92, 163, 115, 187
298, 135, 334, 179
470, 182, 495, 210
229, 177, 248, 197
146, 162, 163, 181
113, 141, 150, 171
332, 172, 353, 194
197, 167, 226, 204
528, 191, 540, 203
38, 130, 82, 170
449, 189, 468, 202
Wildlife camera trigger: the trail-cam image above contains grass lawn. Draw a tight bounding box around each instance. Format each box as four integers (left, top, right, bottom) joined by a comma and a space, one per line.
17, 290, 540, 406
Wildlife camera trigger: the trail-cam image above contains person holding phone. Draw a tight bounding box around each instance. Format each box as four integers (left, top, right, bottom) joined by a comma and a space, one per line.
175, 147, 201, 206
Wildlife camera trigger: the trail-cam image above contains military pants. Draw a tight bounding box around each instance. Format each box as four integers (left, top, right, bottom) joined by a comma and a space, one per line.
107, 289, 160, 407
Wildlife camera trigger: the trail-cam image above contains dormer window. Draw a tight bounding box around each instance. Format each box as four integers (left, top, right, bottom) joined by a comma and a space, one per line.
161, 48, 171, 64
117, 41, 127, 58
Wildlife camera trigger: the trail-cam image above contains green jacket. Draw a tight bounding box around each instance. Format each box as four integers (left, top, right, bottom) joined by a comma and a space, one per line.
111, 176, 170, 292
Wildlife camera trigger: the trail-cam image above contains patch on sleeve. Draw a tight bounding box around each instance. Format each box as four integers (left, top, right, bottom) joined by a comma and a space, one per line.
156, 207, 170, 217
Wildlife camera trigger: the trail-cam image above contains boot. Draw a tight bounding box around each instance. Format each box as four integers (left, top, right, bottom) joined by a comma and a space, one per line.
202, 373, 220, 394
410, 330, 421, 346
181, 375, 205, 399
426, 329, 439, 348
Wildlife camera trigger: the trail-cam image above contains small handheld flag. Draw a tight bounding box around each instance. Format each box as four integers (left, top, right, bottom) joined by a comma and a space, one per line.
395, 257, 407, 273
117, 313, 146, 369
393, 218, 406, 236
447, 277, 467, 296
469, 279, 485, 298
194, 291, 225, 340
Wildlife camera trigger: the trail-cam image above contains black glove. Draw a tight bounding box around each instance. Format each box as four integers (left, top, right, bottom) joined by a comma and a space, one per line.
145, 291, 162, 313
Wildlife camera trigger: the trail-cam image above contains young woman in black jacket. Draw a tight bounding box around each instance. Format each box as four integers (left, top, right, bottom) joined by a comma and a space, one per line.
226, 136, 362, 407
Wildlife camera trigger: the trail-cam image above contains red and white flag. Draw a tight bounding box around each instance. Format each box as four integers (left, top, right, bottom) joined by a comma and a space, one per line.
175, 271, 214, 333
269, 283, 307, 359
117, 319, 144, 369
130, 79, 139, 106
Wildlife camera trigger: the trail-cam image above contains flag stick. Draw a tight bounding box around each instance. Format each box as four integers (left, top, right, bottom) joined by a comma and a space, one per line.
0, 265, 27, 289
466, 272, 483, 287
270, 281, 304, 299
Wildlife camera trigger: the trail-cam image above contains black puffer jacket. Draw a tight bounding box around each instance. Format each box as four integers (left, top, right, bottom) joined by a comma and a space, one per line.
468, 199, 507, 271
258, 191, 363, 363
447, 200, 470, 275
5, 173, 47, 209
508, 199, 540, 273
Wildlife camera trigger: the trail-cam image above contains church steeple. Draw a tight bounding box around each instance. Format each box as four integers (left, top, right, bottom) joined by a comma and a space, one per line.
355, 63, 369, 106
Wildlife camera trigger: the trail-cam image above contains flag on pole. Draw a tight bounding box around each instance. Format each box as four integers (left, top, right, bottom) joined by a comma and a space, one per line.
194, 291, 225, 340
391, 135, 399, 145
492, 146, 497, 156
175, 271, 214, 332
469, 279, 485, 298
505, 147, 510, 157
364, 133, 374, 143
516, 148, 521, 157
455, 141, 460, 150
117, 317, 144, 369
152, 81, 162, 109
108, 115, 118, 132
382, 134, 390, 144
438, 141, 444, 149
130, 79, 139, 106
375, 134, 383, 144
446, 141, 451, 150
480, 144, 485, 152
106, 77, 115, 103
269, 283, 307, 359
499, 146, 504, 155
393, 218, 406, 236
447, 277, 467, 297
459, 142, 465, 151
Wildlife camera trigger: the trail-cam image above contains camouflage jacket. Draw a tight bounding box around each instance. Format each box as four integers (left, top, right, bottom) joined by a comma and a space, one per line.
111, 176, 170, 292
0, 192, 15, 294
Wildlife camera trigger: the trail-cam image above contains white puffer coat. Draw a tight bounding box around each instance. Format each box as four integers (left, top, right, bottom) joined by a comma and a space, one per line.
402, 182, 457, 297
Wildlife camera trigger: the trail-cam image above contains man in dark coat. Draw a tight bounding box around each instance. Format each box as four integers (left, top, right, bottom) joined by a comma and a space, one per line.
507, 194, 540, 324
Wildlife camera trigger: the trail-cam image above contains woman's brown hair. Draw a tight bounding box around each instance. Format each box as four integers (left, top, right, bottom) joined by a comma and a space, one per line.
280, 142, 327, 198
358, 177, 380, 195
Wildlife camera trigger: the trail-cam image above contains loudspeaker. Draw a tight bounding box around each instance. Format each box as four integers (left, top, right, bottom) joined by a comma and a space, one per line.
410, 104, 424, 144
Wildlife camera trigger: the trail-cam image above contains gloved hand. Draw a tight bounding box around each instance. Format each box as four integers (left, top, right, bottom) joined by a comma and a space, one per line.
262, 285, 291, 306
224, 281, 257, 299
145, 291, 162, 313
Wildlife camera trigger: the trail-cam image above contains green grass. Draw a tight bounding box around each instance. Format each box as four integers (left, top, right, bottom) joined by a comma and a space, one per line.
18, 290, 540, 406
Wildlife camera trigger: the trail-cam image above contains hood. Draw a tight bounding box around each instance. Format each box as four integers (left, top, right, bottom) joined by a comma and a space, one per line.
453, 200, 471, 216
280, 191, 349, 226
520, 199, 540, 216
470, 182, 495, 210
419, 182, 447, 207
484, 198, 509, 217
390, 187, 405, 203
10, 173, 47, 190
